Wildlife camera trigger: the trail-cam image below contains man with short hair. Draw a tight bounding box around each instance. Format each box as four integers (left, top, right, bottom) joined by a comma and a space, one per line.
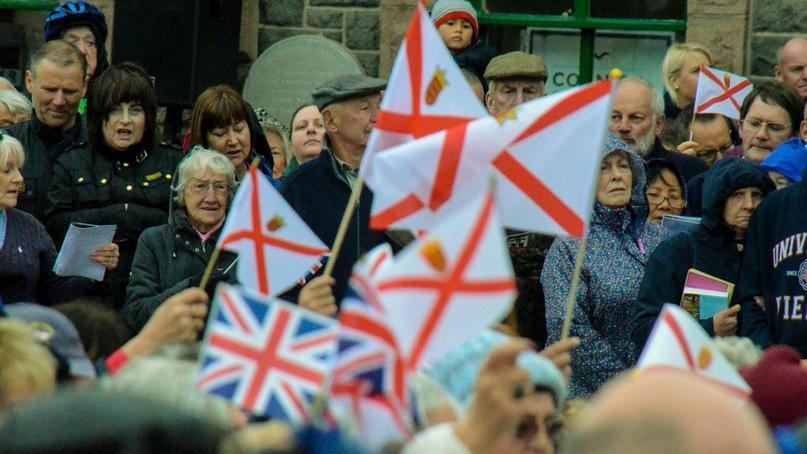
483, 51, 547, 117
675, 111, 735, 168
282, 74, 388, 308
610, 78, 708, 182
5, 40, 87, 222
686, 81, 803, 215
775, 37, 807, 102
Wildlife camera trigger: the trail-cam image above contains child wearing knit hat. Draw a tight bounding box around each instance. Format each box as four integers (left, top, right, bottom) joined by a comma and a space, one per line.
431, 0, 479, 53
430, 0, 496, 92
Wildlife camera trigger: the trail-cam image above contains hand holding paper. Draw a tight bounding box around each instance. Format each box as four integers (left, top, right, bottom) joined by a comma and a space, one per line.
53, 222, 117, 281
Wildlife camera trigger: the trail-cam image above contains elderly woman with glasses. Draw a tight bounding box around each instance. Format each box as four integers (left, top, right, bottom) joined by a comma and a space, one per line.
645, 159, 687, 224
122, 148, 238, 332
633, 158, 774, 350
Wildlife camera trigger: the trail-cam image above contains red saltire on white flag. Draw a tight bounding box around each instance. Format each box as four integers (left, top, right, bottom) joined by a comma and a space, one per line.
330, 244, 413, 450
217, 168, 329, 296
636, 304, 751, 399
694, 66, 753, 120
359, 2, 487, 179
373, 191, 516, 371
367, 80, 614, 238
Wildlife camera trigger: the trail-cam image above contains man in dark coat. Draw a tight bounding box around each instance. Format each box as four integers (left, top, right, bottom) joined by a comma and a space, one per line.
5, 41, 87, 222
610, 78, 708, 183
632, 158, 774, 352
282, 74, 389, 309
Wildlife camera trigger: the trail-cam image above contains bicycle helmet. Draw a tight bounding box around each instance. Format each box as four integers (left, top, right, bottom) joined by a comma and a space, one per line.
44, 2, 110, 80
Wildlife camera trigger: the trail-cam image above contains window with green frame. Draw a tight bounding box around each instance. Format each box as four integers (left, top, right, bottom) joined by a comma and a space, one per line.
469, 0, 686, 86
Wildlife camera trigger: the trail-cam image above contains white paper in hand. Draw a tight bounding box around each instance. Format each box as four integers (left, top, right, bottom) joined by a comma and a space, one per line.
53, 222, 116, 281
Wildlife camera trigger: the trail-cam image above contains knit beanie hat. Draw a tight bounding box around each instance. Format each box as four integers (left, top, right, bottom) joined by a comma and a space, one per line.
740, 346, 807, 428
431, 0, 479, 43
425, 330, 568, 412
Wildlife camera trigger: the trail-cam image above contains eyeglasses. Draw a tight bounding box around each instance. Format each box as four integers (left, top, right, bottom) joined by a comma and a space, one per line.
189, 182, 230, 194
741, 118, 792, 137
647, 193, 685, 209
65, 36, 97, 49
696, 143, 734, 159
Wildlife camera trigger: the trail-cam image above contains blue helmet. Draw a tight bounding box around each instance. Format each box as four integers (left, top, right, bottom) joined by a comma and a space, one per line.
44, 1, 108, 44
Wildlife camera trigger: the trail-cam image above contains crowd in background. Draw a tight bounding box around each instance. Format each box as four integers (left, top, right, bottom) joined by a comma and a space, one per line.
1, 0, 807, 453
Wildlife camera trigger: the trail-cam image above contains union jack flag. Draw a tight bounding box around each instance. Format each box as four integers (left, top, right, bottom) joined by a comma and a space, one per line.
330, 245, 413, 448
196, 284, 339, 423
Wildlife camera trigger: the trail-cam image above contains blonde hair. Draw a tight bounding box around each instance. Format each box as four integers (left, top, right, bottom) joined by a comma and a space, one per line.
662, 43, 713, 106
0, 319, 56, 407
0, 133, 25, 170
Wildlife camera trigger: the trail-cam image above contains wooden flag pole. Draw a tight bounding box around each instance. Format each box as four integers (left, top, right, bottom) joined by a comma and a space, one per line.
688, 111, 697, 142
322, 175, 365, 278
198, 156, 263, 291
561, 233, 588, 340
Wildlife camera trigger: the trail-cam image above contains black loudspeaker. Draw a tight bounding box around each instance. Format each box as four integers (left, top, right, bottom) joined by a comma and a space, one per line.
112, 0, 243, 106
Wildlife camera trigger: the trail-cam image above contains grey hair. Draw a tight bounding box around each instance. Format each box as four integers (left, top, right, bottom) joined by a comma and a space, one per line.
100, 354, 234, 429
0, 134, 25, 170
0, 76, 14, 90
619, 77, 665, 120
173, 146, 236, 207
0, 90, 32, 118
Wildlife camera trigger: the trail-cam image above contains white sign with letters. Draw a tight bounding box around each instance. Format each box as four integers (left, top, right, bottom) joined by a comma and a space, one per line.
528, 29, 673, 95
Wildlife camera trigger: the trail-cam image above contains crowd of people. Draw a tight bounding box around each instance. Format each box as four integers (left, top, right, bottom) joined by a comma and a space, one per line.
1, 0, 807, 452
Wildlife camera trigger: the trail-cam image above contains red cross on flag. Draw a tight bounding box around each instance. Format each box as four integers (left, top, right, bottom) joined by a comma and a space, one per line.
217, 168, 329, 297
367, 80, 614, 238
636, 304, 750, 399
373, 191, 516, 371
359, 2, 487, 180
694, 66, 753, 120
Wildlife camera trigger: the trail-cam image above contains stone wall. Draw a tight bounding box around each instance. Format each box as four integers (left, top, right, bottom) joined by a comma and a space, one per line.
748, 0, 806, 79
685, 0, 749, 74
259, 0, 382, 76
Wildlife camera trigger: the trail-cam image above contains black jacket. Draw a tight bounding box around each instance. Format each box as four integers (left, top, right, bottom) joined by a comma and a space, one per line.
632, 159, 773, 351
282, 148, 387, 304
739, 170, 807, 356
122, 209, 237, 332
453, 42, 497, 89
45, 143, 183, 306
646, 138, 708, 183
5, 114, 87, 222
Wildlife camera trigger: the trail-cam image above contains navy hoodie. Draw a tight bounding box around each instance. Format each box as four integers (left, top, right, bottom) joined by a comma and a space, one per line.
739, 169, 807, 356
632, 159, 773, 351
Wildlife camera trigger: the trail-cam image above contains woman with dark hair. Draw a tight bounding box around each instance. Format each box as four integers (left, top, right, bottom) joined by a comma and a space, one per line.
632, 159, 774, 350
187, 85, 273, 181
645, 158, 687, 224
46, 62, 182, 307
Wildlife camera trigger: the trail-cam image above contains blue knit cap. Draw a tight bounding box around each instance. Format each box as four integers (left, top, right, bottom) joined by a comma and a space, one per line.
760, 138, 807, 183
425, 330, 568, 412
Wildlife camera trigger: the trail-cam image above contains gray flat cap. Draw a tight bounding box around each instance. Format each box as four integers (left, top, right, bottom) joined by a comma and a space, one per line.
484, 51, 548, 82
312, 74, 387, 110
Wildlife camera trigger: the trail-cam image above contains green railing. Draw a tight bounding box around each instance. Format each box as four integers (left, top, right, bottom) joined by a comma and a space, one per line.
0, 1, 58, 11
469, 0, 687, 84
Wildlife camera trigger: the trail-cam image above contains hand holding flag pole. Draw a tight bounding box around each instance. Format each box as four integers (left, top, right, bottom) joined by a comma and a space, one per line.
198, 156, 263, 291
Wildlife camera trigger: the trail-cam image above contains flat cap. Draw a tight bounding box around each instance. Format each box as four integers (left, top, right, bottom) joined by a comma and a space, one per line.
484, 51, 548, 82
312, 74, 387, 110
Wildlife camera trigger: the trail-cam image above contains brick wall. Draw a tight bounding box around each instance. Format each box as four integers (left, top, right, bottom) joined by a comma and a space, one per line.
259, 0, 382, 76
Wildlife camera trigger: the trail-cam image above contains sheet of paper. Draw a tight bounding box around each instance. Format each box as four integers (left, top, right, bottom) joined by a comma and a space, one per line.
53, 223, 117, 281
